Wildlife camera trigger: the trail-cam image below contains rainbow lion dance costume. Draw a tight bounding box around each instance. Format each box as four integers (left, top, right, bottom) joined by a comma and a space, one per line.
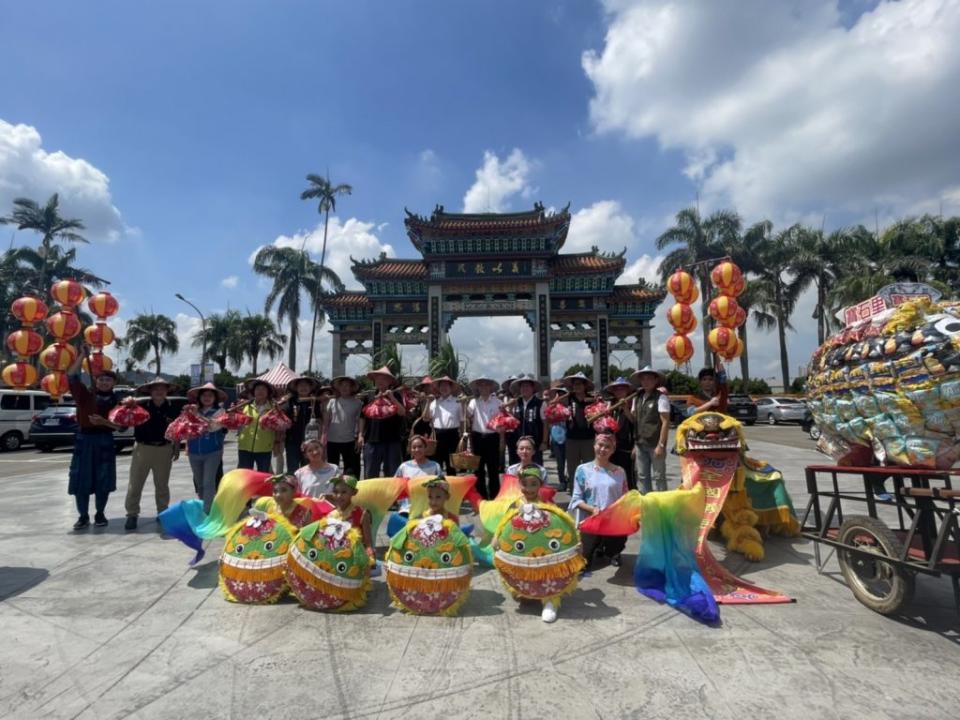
582, 411, 792, 622
385, 514, 473, 615
285, 517, 372, 611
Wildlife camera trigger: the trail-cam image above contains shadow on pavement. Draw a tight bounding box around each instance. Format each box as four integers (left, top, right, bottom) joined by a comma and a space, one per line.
0, 566, 49, 601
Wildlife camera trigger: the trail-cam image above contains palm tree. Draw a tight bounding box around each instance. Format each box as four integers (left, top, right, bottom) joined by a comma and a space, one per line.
1, 194, 87, 293
192, 310, 243, 374
373, 342, 404, 380
657, 207, 740, 360
300, 173, 353, 372
428, 339, 462, 381
240, 313, 286, 376
752, 223, 804, 389
253, 245, 343, 370
790, 226, 847, 345
5, 244, 107, 291
125, 313, 179, 375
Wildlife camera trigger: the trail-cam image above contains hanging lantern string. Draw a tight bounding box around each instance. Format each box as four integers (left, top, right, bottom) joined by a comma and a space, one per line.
675, 255, 733, 273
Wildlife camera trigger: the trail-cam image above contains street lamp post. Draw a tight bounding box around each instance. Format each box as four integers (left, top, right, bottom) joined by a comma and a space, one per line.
175, 293, 206, 382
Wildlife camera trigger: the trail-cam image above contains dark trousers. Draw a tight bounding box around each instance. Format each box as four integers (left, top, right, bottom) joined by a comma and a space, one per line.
327, 440, 361, 477
363, 441, 402, 479
238, 450, 272, 472
551, 440, 567, 489
431, 428, 460, 475
286, 441, 304, 474
613, 449, 637, 491
75, 490, 109, 517
580, 533, 627, 565
471, 431, 501, 499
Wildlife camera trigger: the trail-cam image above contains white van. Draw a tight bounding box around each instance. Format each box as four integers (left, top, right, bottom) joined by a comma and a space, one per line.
0, 389, 53, 451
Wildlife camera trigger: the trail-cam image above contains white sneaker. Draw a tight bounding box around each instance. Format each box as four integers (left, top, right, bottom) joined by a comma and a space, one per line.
541, 600, 557, 623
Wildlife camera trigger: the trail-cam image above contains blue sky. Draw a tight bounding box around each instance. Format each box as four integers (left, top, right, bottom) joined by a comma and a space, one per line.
3, 0, 959, 383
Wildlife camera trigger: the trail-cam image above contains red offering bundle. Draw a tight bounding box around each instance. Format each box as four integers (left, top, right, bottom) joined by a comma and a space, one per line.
585, 400, 609, 419
487, 408, 520, 432
399, 387, 419, 413
259, 407, 292, 432
214, 410, 252, 430
108, 398, 149, 428
544, 403, 571, 424
164, 405, 210, 442
592, 415, 620, 434
363, 395, 398, 420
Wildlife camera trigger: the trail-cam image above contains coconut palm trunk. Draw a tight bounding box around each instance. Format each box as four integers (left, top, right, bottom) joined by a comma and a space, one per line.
738, 321, 750, 384
306, 208, 330, 373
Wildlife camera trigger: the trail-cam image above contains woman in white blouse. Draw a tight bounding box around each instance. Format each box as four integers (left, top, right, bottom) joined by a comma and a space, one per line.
466, 377, 503, 499
422, 376, 463, 474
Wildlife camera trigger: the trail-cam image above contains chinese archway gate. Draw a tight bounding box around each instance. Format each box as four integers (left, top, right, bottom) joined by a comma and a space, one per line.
321, 203, 665, 386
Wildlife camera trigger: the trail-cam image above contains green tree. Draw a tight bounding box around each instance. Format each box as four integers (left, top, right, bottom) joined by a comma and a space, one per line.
428, 339, 462, 381
192, 309, 243, 374
562, 363, 594, 379
662, 370, 699, 394
1, 194, 88, 293
125, 313, 180, 375
253, 246, 343, 370
373, 341, 404, 380
300, 173, 353, 372
239, 313, 286, 376
657, 207, 740, 360
790, 226, 847, 345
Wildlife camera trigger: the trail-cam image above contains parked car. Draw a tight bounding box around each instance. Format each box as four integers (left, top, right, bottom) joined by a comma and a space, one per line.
29, 394, 189, 452
726, 394, 758, 425
0, 389, 53, 450
755, 396, 808, 425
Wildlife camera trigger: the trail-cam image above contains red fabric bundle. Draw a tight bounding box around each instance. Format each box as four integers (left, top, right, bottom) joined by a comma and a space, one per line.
544, 403, 571, 424
214, 410, 252, 430
487, 409, 520, 432
259, 407, 292, 432
363, 396, 398, 420
108, 400, 149, 428
164, 406, 209, 442
399, 388, 419, 413
585, 400, 610, 419
593, 415, 620, 434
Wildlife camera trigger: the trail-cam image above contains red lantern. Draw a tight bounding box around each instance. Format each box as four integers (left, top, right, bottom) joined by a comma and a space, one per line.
46, 311, 81, 342
49, 279, 86, 308
87, 291, 119, 320
666, 303, 697, 334
40, 343, 78, 372
710, 261, 744, 294
720, 337, 743, 361
708, 296, 741, 326
83, 323, 116, 348
5, 328, 43, 358
666, 334, 694, 364
724, 275, 746, 298
667, 270, 699, 304
720, 305, 748, 330
41, 371, 70, 399
82, 352, 113, 376
708, 327, 739, 355
2, 362, 38, 389
10, 296, 48, 327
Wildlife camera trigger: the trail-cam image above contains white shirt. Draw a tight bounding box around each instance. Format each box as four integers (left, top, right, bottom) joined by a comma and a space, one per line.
394, 459, 442, 479
429, 395, 462, 430
467, 395, 502, 433
294, 462, 340, 498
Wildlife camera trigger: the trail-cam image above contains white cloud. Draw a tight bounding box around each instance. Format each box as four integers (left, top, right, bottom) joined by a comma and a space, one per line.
566, 200, 663, 284
253, 216, 395, 291
462, 149, 536, 213
0, 118, 130, 242
220, 275, 238, 289
620, 254, 662, 285
583, 0, 960, 219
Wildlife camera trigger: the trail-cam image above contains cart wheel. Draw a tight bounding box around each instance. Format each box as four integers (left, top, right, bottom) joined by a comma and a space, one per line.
837, 515, 914, 615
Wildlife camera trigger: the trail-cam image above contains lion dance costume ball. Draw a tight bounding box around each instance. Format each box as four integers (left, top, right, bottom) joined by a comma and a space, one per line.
285, 517, 371, 612
386, 514, 473, 615
493, 502, 585, 602
219, 511, 296, 603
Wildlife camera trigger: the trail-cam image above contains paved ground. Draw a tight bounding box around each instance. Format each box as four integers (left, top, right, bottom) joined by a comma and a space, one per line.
1, 426, 958, 720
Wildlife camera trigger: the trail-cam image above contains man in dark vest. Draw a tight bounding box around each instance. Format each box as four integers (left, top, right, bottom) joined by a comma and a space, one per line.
631, 366, 670, 493
507, 374, 547, 465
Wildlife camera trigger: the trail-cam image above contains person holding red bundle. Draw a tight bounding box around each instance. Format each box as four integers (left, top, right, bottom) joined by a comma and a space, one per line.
125, 378, 180, 531
507, 374, 548, 467
422, 376, 462, 474
466, 377, 502, 499
359, 366, 407, 478
185, 382, 227, 512
237, 379, 282, 472
563, 371, 596, 481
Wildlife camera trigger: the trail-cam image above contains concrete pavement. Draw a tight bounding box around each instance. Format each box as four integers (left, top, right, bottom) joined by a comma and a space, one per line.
1, 428, 958, 720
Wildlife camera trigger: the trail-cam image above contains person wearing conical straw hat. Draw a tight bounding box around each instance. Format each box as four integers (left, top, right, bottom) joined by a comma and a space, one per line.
237, 379, 280, 472
125, 377, 180, 532
630, 366, 670, 493
507, 374, 547, 467
282, 375, 322, 474
562, 371, 596, 480
422, 376, 463, 475
605, 376, 638, 490
544, 382, 570, 491
185, 382, 228, 513
466, 377, 502, 498
359, 366, 407, 478
323, 375, 363, 478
